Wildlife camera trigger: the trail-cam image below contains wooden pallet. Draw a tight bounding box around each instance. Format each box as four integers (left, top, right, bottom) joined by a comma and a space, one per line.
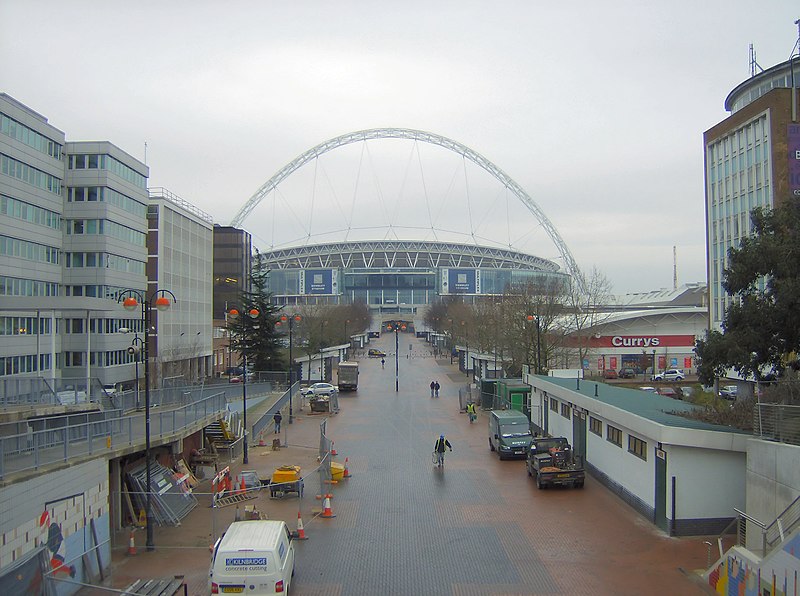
214, 491, 258, 508
122, 576, 186, 596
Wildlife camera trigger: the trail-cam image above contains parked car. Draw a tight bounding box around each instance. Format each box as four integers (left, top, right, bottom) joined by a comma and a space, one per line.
652, 369, 685, 381
618, 368, 637, 379
300, 382, 338, 398
679, 386, 695, 399
368, 348, 386, 358
602, 369, 618, 379
638, 386, 657, 393
657, 387, 680, 399
719, 385, 738, 400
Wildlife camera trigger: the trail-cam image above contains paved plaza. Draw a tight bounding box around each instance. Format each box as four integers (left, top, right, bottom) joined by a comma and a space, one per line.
85, 334, 712, 596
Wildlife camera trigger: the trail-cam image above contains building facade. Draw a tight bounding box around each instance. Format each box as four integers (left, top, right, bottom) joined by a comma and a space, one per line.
703, 60, 800, 329
1, 94, 213, 394
1, 94, 151, 390
264, 240, 569, 316
148, 188, 214, 384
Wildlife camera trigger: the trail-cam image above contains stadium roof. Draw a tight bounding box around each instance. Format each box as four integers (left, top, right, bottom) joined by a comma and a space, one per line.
261, 240, 562, 272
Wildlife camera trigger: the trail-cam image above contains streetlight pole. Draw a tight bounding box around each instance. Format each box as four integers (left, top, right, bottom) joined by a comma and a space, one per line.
448, 318, 454, 364
387, 321, 406, 392
120, 289, 175, 552
526, 315, 542, 375
126, 333, 143, 410
277, 313, 302, 423
229, 307, 259, 465
461, 321, 469, 378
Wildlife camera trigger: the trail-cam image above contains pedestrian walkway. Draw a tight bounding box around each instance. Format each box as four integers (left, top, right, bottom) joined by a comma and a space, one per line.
82, 334, 712, 596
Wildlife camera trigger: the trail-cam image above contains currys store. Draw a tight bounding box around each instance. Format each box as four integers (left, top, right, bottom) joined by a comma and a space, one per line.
578, 306, 708, 378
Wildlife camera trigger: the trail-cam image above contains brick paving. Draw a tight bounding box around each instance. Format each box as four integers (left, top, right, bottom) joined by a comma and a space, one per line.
84, 334, 713, 595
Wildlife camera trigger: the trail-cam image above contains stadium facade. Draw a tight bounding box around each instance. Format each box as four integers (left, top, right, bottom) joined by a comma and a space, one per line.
264, 239, 570, 315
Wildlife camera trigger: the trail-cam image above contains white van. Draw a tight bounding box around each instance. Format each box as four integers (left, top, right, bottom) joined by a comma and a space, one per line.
209, 520, 295, 594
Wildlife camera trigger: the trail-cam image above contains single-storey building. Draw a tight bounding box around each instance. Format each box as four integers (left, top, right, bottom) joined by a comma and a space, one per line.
522, 369, 750, 536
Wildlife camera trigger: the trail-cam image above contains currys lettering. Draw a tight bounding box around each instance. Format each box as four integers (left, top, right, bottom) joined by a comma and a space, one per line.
611, 336, 661, 348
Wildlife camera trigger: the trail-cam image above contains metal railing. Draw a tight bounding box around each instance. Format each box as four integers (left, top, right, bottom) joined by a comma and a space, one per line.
754, 403, 800, 446
251, 382, 299, 440
0, 392, 228, 480
716, 493, 800, 559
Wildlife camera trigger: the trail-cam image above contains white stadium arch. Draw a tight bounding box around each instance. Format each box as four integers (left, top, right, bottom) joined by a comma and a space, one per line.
230, 128, 586, 292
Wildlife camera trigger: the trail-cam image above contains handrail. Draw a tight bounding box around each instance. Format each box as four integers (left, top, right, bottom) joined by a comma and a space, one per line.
0, 392, 228, 480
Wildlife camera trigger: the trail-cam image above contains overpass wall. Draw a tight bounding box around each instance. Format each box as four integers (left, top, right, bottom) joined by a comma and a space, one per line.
0, 458, 109, 595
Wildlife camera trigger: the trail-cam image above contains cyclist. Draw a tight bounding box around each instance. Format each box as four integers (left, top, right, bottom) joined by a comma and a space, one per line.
434, 434, 452, 467
466, 402, 476, 423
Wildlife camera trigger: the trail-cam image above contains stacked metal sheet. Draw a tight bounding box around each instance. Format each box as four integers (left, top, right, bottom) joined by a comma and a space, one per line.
127, 460, 197, 526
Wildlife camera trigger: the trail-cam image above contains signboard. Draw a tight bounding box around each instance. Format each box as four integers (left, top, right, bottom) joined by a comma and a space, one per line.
789, 124, 800, 197
586, 335, 696, 348
609, 356, 617, 369
441, 268, 478, 294
300, 269, 338, 295
684, 356, 693, 369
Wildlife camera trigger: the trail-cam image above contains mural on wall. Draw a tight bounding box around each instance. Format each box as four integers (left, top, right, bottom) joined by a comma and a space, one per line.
39, 511, 75, 580
707, 531, 800, 595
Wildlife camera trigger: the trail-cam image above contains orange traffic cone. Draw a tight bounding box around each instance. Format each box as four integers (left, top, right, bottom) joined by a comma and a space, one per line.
331, 442, 337, 456
240, 475, 246, 495
321, 496, 336, 518
127, 530, 137, 556
295, 512, 308, 540
343, 457, 352, 479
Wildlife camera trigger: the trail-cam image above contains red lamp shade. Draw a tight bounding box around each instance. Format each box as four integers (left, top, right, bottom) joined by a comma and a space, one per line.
526, 315, 535, 322
154, 296, 171, 312
122, 297, 139, 311
248, 308, 260, 318
229, 308, 240, 317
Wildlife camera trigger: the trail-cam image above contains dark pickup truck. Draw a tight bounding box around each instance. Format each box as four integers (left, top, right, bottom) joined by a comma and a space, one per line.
526, 436, 585, 489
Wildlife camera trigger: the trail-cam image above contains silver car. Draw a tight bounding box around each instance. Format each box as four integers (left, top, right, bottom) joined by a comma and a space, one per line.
300, 382, 338, 398
652, 369, 685, 381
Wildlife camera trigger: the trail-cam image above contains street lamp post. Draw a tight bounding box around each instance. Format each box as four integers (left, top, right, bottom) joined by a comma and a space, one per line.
229, 307, 259, 465
461, 321, 469, 378
119, 288, 176, 552
448, 318, 454, 364
343, 319, 350, 360
387, 321, 406, 392
125, 333, 143, 410
526, 315, 542, 375
276, 313, 302, 422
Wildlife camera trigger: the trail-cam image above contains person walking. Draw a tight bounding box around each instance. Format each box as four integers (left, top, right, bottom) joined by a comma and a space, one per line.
273, 411, 282, 434
434, 381, 440, 397
430, 380, 436, 397
381, 358, 385, 369
434, 434, 452, 467
466, 402, 476, 423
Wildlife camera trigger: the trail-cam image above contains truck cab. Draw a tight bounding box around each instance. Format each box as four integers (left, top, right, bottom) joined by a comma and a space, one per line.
526, 436, 585, 489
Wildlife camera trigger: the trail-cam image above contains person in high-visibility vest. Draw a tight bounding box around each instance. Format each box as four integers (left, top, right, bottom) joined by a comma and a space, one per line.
466, 402, 476, 423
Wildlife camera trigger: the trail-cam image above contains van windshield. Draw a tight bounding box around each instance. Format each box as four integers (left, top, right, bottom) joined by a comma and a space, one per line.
500, 425, 531, 438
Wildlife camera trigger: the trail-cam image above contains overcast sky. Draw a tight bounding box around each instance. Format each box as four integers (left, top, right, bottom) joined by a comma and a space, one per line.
2, 1, 798, 294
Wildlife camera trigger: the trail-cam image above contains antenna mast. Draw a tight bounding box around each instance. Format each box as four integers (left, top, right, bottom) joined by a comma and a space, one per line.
673, 246, 677, 290
749, 44, 764, 77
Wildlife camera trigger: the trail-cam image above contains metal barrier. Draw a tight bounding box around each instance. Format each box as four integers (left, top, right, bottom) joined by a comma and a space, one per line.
0, 392, 228, 480
251, 382, 299, 440
754, 403, 800, 446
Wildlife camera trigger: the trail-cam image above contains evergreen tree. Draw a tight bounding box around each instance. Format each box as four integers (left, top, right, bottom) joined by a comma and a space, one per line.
227, 252, 284, 372
696, 201, 800, 384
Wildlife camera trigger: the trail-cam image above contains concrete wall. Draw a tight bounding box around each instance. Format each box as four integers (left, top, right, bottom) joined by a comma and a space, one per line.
745, 439, 800, 551
0, 458, 109, 596
668, 445, 745, 519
